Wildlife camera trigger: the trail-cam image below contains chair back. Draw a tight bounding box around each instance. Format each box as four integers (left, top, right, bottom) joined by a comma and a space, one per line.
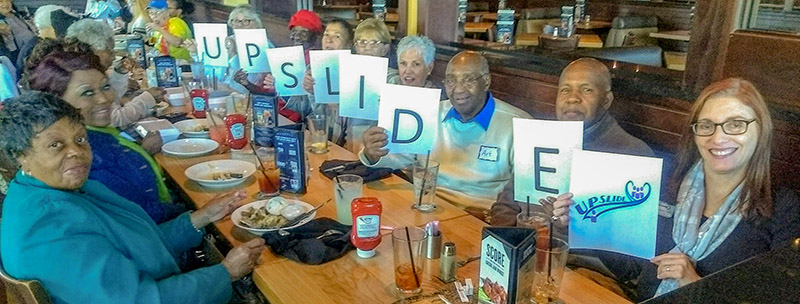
538, 34, 580, 53
605, 16, 659, 47
0, 228, 53, 304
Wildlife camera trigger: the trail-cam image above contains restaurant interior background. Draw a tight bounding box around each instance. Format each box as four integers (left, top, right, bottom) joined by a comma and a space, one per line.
8, 0, 799, 197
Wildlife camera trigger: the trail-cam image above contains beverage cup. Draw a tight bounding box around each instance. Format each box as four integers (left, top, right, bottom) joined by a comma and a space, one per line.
309, 114, 328, 154
392, 227, 428, 294
333, 174, 363, 225
411, 160, 439, 212
517, 212, 552, 249
531, 237, 569, 304
256, 148, 280, 197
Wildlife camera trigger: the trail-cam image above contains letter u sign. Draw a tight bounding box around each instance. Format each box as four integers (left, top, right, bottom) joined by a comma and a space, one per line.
203, 37, 222, 59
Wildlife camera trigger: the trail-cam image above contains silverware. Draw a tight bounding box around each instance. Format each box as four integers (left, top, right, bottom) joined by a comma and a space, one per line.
281, 199, 329, 228
316, 229, 344, 239
457, 255, 481, 268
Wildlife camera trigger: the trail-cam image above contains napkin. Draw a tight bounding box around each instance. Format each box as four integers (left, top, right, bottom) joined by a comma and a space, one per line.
261, 218, 354, 265
320, 159, 394, 182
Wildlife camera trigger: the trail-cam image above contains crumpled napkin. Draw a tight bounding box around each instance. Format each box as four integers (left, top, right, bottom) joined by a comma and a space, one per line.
261, 217, 353, 265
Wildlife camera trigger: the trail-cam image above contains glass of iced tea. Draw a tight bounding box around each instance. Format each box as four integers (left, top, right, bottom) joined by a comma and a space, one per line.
531, 237, 568, 304
392, 226, 427, 294
255, 147, 280, 197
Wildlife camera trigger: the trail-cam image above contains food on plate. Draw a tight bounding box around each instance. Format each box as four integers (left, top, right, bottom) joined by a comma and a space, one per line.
280, 204, 304, 221
267, 197, 288, 215
189, 124, 210, 132
206, 171, 243, 180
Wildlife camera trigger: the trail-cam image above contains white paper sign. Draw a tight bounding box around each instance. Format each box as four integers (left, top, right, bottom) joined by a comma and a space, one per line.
377, 84, 441, 154
338, 54, 388, 120
513, 118, 583, 203
568, 150, 662, 259
309, 50, 351, 104
193, 23, 229, 67
266, 46, 308, 97
233, 29, 271, 73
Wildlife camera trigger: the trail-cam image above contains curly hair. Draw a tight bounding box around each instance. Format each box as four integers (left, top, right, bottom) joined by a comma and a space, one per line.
20, 38, 96, 90
27, 51, 104, 97
0, 92, 83, 164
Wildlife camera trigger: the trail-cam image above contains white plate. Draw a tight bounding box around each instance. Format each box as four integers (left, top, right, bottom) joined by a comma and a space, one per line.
174, 119, 210, 138
231, 199, 316, 234
184, 159, 256, 188
162, 138, 218, 157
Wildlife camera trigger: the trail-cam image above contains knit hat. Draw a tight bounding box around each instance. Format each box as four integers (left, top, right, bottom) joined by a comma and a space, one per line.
288, 9, 323, 33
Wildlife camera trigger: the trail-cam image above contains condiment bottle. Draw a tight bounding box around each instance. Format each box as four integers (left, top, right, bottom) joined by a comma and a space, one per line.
440, 242, 457, 282
350, 197, 382, 258
225, 113, 248, 149
190, 88, 209, 118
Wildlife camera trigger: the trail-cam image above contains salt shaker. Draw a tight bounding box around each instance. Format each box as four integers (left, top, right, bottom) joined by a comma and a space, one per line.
439, 242, 457, 283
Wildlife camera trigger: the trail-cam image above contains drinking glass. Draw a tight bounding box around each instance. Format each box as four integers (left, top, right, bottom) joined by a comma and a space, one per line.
309, 114, 328, 154
411, 160, 439, 212
333, 174, 362, 225
207, 107, 228, 145
517, 212, 552, 248
256, 147, 280, 197
531, 237, 569, 304
392, 227, 428, 294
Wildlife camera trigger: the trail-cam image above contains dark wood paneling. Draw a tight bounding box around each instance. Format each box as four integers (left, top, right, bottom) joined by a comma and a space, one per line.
723, 30, 800, 113
520, 0, 694, 30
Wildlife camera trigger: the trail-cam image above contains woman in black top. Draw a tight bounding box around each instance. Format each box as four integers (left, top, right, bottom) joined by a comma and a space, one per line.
548, 78, 800, 301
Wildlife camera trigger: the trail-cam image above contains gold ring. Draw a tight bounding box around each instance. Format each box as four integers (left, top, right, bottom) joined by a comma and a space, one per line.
665, 265, 671, 272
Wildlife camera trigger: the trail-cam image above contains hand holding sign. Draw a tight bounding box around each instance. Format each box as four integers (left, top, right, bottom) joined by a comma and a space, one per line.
568, 150, 662, 259
376, 84, 441, 154
233, 29, 271, 73
193, 23, 229, 67
512, 118, 583, 204
309, 50, 351, 103
339, 54, 388, 120
265, 46, 308, 97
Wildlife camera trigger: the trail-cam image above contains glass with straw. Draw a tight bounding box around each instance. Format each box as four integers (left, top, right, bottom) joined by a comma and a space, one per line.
531, 226, 568, 303
392, 226, 427, 294
412, 152, 438, 212
251, 143, 280, 198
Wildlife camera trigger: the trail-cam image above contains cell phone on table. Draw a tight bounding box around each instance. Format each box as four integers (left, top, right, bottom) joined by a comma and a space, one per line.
135, 125, 149, 138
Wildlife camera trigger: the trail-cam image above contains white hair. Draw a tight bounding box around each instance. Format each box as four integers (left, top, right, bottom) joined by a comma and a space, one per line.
65, 19, 115, 51
228, 5, 263, 29
33, 5, 71, 29
396, 35, 436, 66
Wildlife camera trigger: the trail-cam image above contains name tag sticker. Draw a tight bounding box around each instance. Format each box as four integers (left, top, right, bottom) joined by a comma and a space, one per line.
478, 145, 499, 162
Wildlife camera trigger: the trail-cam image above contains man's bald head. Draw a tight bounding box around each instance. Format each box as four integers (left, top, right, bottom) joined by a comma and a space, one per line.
448, 51, 490, 75
555, 58, 614, 127
444, 51, 492, 121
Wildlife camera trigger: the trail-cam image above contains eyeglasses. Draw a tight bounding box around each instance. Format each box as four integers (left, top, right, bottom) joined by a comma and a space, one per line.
443, 73, 488, 88
290, 29, 312, 40
232, 18, 254, 26
355, 40, 386, 48
691, 119, 756, 136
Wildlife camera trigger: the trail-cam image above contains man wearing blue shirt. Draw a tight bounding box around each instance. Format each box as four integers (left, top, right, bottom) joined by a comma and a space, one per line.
360, 51, 532, 214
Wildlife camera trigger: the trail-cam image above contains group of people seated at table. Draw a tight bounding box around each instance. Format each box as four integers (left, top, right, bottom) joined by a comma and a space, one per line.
0, 5, 797, 304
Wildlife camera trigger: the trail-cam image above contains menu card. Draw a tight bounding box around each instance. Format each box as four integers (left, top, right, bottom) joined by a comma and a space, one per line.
496, 9, 515, 44
275, 124, 307, 194
251, 93, 278, 147
126, 38, 147, 69
478, 227, 537, 304
154, 56, 179, 88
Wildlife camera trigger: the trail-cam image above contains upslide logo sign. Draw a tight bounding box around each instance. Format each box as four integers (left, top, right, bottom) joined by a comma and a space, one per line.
575, 181, 651, 223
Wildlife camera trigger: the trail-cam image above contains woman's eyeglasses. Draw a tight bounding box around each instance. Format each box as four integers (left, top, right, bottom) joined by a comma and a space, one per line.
355, 40, 386, 48
232, 18, 254, 26
691, 119, 756, 136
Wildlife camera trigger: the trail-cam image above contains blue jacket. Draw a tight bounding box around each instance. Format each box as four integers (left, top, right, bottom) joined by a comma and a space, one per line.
0, 173, 232, 304
88, 129, 184, 223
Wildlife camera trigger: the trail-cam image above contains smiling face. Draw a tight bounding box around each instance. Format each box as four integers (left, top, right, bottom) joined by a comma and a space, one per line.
290, 25, 317, 50
60, 69, 115, 127
398, 49, 432, 87
322, 23, 351, 50
555, 63, 612, 127
17, 118, 92, 190
444, 53, 490, 120
0, 0, 11, 16
148, 8, 169, 27
230, 12, 258, 30
354, 31, 389, 57
694, 96, 759, 178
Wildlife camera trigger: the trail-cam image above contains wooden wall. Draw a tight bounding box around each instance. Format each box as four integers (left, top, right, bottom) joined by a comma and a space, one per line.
508, 0, 694, 31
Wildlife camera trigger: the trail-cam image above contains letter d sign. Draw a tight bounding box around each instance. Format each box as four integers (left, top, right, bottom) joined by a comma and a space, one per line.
391, 109, 423, 144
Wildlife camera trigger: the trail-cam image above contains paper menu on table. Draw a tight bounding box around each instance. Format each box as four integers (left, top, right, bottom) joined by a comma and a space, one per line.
512, 118, 583, 203
568, 150, 662, 259
274, 123, 306, 194
376, 84, 441, 154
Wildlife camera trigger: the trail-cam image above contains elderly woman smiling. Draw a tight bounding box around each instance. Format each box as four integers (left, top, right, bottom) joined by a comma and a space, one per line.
0, 92, 266, 303
388, 35, 446, 100
227, 4, 276, 94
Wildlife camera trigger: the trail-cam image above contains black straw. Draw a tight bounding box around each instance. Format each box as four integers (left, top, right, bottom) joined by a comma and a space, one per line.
404, 227, 420, 289
526, 196, 531, 217
416, 151, 431, 208
249, 141, 276, 192
547, 216, 554, 278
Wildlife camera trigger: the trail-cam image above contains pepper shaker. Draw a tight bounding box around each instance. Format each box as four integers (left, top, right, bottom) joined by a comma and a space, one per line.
439, 242, 457, 282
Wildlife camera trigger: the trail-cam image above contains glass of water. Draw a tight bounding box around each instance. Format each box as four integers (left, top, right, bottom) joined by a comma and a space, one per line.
411, 159, 439, 212
308, 114, 328, 154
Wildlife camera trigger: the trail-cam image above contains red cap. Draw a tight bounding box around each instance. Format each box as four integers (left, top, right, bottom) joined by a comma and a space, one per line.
288, 9, 323, 33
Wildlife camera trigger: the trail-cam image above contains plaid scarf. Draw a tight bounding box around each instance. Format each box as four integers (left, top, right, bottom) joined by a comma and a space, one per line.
656, 161, 743, 295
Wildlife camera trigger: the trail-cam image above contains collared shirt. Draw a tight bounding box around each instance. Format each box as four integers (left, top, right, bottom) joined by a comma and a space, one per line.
442, 92, 496, 130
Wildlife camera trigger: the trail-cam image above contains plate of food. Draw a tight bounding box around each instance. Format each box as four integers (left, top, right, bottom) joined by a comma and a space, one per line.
174, 118, 210, 138
162, 138, 219, 157
184, 159, 256, 188
231, 197, 316, 234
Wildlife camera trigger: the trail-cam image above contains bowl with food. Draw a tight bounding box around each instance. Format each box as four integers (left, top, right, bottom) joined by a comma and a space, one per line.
184, 159, 257, 188
231, 197, 316, 234
174, 118, 210, 138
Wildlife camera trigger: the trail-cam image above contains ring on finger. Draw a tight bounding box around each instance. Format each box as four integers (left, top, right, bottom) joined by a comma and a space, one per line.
665, 265, 671, 272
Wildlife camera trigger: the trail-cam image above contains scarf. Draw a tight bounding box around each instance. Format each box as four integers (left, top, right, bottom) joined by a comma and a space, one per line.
655, 161, 743, 295
87, 125, 171, 203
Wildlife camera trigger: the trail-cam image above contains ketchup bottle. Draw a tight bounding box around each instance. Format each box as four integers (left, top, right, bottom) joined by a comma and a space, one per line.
225, 113, 248, 149
190, 88, 209, 118
351, 197, 382, 258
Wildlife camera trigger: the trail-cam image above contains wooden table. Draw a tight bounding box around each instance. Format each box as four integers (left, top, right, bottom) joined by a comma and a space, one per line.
548, 20, 612, 30
649, 30, 691, 42
663, 51, 687, 71
155, 135, 632, 304
465, 22, 496, 41
516, 33, 604, 48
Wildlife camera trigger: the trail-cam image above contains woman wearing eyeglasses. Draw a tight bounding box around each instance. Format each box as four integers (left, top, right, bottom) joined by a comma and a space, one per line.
549, 78, 800, 301
226, 4, 275, 94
